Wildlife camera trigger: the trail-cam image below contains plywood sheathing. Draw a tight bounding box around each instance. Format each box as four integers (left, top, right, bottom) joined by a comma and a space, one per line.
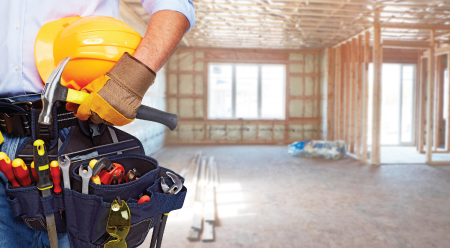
166, 47, 321, 145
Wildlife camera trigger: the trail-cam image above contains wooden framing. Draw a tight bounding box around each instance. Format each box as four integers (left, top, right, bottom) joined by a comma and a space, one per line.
327, 47, 335, 141
356, 35, 363, 157
349, 38, 357, 154
362, 31, 370, 162
371, 22, 382, 166
447, 55, 450, 152
335, 47, 341, 140
426, 30, 436, 164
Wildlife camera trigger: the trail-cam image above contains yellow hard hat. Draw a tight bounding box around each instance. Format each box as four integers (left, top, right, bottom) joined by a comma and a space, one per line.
35, 16, 142, 90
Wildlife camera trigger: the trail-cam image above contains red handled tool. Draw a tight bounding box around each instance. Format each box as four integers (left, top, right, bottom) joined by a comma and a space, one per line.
0, 152, 20, 187
30, 161, 39, 182
50, 161, 62, 194
138, 195, 150, 204
97, 160, 125, 185
12, 158, 31, 187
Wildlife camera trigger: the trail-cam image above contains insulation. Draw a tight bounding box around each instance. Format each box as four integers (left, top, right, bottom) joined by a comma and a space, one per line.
273, 125, 285, 140
195, 51, 204, 59
168, 98, 177, 116
195, 61, 204, 71
210, 125, 226, 140
305, 54, 315, 73
258, 125, 272, 140
168, 74, 178, 94
290, 76, 303, 96
304, 100, 314, 118
179, 74, 194, 94
227, 125, 241, 140
290, 63, 303, 73
179, 98, 194, 118
179, 124, 194, 140
194, 124, 205, 140
242, 125, 257, 140
195, 75, 203, 94
179, 51, 194, 71
289, 125, 304, 141
290, 100, 304, 118
289, 53, 304, 61
195, 99, 204, 118
305, 77, 314, 96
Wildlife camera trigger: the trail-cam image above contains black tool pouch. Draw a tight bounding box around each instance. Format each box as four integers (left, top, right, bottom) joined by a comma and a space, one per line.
4, 103, 186, 248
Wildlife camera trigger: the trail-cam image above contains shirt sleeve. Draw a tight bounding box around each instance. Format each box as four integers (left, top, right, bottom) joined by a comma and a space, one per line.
140, 0, 195, 31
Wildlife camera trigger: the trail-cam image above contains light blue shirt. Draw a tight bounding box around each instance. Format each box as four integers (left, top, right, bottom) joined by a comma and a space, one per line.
0, 0, 195, 98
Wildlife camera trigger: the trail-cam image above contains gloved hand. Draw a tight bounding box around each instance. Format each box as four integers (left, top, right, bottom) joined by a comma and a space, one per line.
66, 52, 156, 126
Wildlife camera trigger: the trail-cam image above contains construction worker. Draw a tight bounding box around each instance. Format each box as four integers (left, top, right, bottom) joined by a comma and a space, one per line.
0, 0, 195, 247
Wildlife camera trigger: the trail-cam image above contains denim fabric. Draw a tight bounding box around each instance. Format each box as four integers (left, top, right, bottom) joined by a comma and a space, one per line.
0, 94, 70, 247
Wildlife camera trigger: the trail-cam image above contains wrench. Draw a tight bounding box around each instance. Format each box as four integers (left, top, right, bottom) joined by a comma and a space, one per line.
79, 165, 93, 194
150, 172, 183, 248
58, 155, 71, 190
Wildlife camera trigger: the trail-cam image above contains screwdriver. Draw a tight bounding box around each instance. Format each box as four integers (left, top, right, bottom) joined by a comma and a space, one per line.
30, 162, 39, 182
89, 159, 101, 185
12, 158, 31, 187
0, 152, 20, 187
50, 161, 62, 194
33, 139, 59, 248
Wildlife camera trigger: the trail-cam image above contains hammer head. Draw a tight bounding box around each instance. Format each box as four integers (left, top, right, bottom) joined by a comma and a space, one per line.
38, 57, 71, 125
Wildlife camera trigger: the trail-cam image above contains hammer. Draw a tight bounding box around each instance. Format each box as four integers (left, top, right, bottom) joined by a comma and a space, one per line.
38, 57, 178, 130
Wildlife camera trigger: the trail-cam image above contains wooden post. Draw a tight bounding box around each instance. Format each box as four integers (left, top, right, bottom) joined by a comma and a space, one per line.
362, 31, 370, 162
426, 29, 435, 164
345, 41, 351, 149
447, 54, 450, 152
340, 45, 346, 141
350, 38, 357, 154
356, 35, 363, 157
434, 55, 444, 150
335, 47, 341, 140
419, 58, 427, 153
327, 47, 335, 141
371, 23, 382, 166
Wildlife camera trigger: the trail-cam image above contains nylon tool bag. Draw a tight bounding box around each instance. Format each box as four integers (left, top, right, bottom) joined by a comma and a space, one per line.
4, 102, 187, 248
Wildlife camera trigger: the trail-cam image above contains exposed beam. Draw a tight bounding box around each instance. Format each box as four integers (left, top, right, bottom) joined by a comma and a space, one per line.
381, 23, 450, 31
382, 40, 431, 49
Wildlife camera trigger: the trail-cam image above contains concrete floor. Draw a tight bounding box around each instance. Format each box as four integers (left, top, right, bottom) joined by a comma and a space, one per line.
381, 146, 450, 164
138, 146, 450, 248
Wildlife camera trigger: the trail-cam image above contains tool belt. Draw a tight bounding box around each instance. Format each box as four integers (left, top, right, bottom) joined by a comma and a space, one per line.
1, 101, 186, 248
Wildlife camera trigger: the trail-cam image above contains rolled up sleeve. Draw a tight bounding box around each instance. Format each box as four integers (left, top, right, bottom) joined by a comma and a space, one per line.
140, 0, 195, 31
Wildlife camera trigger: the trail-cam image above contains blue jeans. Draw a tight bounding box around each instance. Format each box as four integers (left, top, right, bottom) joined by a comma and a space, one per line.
0, 94, 70, 248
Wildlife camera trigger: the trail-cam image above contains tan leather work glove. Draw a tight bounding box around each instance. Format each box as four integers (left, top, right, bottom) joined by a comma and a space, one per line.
66, 52, 156, 126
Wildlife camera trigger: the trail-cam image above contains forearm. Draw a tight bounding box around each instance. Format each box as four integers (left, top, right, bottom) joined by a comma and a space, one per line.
133, 10, 190, 72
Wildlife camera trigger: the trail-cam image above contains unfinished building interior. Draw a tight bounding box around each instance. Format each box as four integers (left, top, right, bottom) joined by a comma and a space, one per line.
116, 1, 450, 247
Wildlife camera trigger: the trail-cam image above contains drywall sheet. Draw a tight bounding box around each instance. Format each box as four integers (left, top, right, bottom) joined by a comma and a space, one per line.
179, 98, 194, 118
258, 125, 272, 140
210, 125, 226, 140
242, 125, 257, 140
227, 125, 241, 140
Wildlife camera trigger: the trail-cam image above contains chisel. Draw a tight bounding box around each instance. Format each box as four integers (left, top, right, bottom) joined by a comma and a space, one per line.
33, 139, 59, 248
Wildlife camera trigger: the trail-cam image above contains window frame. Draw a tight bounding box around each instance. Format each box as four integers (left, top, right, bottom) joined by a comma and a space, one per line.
207, 63, 286, 120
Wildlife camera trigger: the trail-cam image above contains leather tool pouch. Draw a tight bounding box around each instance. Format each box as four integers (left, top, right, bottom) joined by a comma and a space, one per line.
3, 102, 186, 248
